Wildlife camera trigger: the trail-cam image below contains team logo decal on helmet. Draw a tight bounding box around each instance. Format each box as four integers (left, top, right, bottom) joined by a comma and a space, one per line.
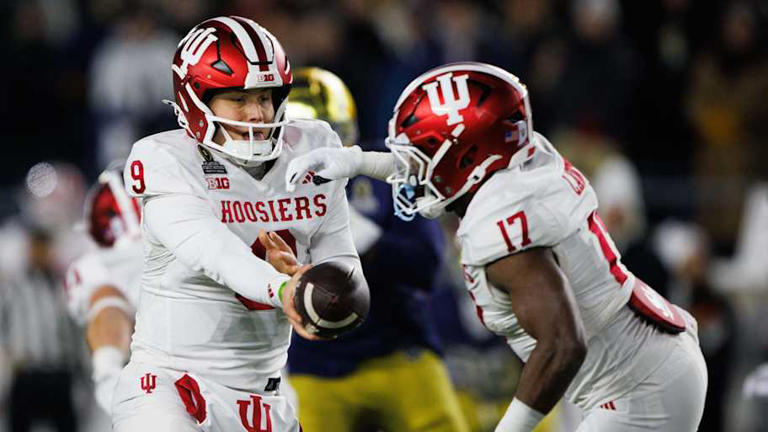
385, 62, 535, 220
165, 16, 293, 166
423, 73, 471, 127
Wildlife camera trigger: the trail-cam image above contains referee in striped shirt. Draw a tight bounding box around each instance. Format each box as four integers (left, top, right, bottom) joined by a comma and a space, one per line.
0, 228, 82, 432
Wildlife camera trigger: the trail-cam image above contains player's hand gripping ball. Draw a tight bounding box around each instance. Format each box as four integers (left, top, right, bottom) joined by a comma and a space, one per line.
294, 262, 369, 338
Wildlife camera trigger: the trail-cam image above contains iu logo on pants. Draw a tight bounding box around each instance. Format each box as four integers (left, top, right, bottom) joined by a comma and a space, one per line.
238, 394, 272, 432
140, 373, 157, 394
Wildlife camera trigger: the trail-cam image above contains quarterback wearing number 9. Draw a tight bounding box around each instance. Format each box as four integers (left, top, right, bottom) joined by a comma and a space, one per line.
285, 62, 708, 432
113, 16, 364, 431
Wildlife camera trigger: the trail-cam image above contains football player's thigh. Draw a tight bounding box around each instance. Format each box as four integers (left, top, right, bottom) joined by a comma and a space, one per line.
114, 411, 201, 432
290, 374, 359, 432
381, 350, 470, 432
577, 334, 707, 432
659, 331, 707, 431
112, 362, 201, 432
648, 329, 707, 431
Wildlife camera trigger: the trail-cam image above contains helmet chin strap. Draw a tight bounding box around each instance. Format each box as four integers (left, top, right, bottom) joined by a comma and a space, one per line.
218, 126, 272, 158
166, 86, 294, 167
206, 115, 288, 166
164, 99, 189, 130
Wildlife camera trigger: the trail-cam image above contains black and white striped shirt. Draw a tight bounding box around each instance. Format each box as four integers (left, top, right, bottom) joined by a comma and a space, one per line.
0, 269, 82, 372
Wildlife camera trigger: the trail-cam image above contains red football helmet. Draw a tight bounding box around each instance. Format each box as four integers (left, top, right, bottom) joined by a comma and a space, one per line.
385, 62, 535, 219
85, 168, 141, 248
167, 16, 293, 165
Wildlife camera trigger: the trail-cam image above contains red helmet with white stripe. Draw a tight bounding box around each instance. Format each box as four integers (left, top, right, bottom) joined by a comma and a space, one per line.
385, 62, 535, 220
168, 16, 293, 165
86, 167, 141, 248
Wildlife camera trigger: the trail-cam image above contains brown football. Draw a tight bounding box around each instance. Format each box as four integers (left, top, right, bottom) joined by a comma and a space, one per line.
294, 262, 369, 339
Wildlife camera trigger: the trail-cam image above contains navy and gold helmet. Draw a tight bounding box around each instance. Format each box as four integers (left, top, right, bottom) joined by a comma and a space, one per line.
287, 67, 359, 147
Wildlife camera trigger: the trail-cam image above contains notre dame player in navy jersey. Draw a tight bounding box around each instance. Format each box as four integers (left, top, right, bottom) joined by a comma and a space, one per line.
284, 68, 469, 432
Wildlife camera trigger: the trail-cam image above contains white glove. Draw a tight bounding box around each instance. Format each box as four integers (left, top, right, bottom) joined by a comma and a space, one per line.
286, 146, 363, 192
92, 346, 126, 414
286, 145, 395, 192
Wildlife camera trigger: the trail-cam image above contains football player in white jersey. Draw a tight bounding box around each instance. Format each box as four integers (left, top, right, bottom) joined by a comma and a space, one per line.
64, 165, 143, 415
111, 16, 363, 432
285, 62, 708, 432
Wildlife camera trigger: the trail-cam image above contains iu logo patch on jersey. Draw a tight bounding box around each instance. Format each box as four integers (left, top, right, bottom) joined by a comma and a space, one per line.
423, 72, 471, 126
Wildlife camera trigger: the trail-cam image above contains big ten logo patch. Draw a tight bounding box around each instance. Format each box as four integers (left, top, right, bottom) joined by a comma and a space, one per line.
255, 73, 275, 83
207, 177, 230, 190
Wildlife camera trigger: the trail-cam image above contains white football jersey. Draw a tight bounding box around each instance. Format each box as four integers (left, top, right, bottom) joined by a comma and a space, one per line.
457, 133, 678, 409
123, 120, 360, 391
64, 239, 144, 325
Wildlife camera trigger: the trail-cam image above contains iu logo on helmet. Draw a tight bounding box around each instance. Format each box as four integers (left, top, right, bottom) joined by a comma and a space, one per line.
173, 27, 217, 78
140, 373, 157, 394
423, 73, 471, 126
238, 394, 272, 432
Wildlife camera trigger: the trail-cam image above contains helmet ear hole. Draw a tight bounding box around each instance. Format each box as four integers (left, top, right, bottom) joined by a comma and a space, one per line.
211, 59, 234, 75
401, 113, 418, 128
506, 110, 524, 123
459, 145, 478, 170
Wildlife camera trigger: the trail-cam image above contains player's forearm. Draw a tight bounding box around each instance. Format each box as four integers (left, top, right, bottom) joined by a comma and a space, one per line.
86, 285, 133, 352
145, 195, 289, 307
356, 147, 395, 181
211, 246, 290, 305
87, 308, 133, 353
495, 341, 585, 432
515, 339, 586, 413
86, 301, 132, 414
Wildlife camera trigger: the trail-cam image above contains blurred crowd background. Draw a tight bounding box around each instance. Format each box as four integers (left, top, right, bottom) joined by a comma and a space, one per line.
0, 0, 767, 431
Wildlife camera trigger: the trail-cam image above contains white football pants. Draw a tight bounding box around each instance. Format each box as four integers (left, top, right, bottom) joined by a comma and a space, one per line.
112, 360, 301, 432
576, 312, 707, 431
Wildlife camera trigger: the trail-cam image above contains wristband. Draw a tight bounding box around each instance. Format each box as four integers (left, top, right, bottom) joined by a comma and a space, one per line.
494, 398, 545, 432
278, 280, 288, 303
87, 296, 134, 323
